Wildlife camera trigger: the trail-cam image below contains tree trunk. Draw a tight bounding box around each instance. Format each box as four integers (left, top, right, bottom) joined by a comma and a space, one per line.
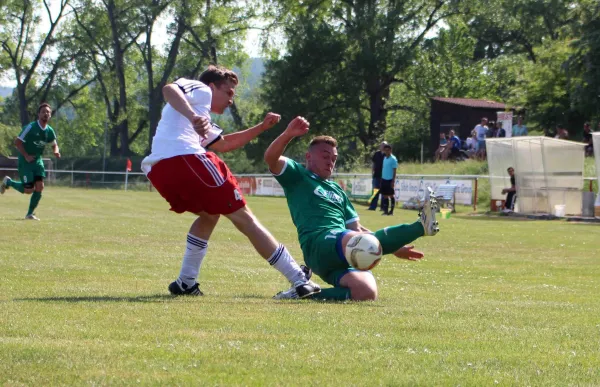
107, 0, 130, 156
17, 83, 29, 126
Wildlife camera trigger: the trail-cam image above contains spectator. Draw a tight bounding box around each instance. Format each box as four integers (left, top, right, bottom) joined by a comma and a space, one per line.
434, 132, 449, 161
501, 167, 517, 213
368, 141, 387, 211
448, 129, 462, 160
495, 122, 506, 138
466, 130, 476, 150
512, 116, 528, 137
474, 117, 488, 159
555, 125, 569, 140
583, 122, 593, 157
380, 144, 398, 216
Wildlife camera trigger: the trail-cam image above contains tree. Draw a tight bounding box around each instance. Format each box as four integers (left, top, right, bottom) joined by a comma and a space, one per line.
0, 0, 91, 126
568, 1, 600, 122
257, 0, 464, 165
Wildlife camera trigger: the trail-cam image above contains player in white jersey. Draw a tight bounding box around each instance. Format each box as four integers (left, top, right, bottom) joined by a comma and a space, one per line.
142, 65, 320, 298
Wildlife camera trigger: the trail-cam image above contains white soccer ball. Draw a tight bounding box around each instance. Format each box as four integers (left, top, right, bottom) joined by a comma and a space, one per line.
344, 234, 382, 271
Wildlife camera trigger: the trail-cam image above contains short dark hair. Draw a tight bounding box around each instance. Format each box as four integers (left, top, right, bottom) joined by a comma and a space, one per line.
309, 136, 337, 149
38, 102, 52, 113
507, 167, 514, 172
199, 65, 239, 87
383, 144, 392, 150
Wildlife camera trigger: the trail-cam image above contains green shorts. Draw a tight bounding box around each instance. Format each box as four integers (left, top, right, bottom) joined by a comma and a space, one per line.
302, 229, 362, 287
18, 158, 45, 185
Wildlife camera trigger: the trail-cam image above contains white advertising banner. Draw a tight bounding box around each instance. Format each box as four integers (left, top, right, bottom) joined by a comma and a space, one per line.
254, 177, 285, 196
246, 176, 473, 206
497, 111, 513, 138
395, 179, 473, 205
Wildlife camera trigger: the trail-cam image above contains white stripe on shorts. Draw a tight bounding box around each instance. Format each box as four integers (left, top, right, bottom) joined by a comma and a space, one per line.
196, 154, 225, 186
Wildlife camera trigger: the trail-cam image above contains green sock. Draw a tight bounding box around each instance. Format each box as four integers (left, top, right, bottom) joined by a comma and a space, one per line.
310, 287, 351, 301
374, 220, 425, 255
7, 179, 25, 194
27, 191, 42, 215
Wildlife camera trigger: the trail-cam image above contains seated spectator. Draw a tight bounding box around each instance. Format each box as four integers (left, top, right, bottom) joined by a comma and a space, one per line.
512, 116, 528, 137
435, 132, 451, 161
583, 122, 593, 157
501, 167, 517, 213
555, 125, 569, 140
448, 129, 462, 160
465, 130, 477, 157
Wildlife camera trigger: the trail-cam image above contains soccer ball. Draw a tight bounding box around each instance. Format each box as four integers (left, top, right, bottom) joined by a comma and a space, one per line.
344, 234, 382, 271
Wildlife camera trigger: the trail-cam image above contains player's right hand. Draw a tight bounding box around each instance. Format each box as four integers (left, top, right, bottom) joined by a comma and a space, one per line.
191, 115, 211, 139
25, 155, 34, 163
285, 116, 310, 137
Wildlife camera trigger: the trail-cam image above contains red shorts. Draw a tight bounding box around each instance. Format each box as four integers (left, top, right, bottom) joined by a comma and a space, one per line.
147, 153, 246, 215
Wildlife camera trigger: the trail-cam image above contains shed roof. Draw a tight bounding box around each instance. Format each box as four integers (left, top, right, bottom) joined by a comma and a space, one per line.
431, 97, 507, 110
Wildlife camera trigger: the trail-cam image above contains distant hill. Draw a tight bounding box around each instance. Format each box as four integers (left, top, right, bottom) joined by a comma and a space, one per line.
246, 58, 265, 88
0, 87, 13, 98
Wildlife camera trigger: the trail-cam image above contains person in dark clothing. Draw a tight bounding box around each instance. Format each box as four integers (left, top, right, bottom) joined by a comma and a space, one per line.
368, 141, 388, 210
502, 167, 517, 212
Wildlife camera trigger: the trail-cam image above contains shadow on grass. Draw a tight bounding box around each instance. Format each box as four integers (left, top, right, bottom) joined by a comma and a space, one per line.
14, 294, 175, 303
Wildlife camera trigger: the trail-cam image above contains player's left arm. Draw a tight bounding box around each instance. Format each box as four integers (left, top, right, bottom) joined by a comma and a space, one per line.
49, 129, 60, 158
208, 113, 281, 153
51, 140, 61, 158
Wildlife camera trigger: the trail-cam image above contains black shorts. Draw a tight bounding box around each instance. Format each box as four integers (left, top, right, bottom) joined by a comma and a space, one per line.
380, 179, 394, 196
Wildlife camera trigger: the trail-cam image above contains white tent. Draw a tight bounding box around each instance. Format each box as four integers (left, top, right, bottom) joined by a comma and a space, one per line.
487, 137, 585, 215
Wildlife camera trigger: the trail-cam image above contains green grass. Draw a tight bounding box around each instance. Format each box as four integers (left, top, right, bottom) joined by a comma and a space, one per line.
1, 188, 600, 385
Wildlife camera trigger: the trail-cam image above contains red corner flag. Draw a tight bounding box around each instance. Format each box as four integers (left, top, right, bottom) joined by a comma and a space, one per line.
126, 158, 132, 172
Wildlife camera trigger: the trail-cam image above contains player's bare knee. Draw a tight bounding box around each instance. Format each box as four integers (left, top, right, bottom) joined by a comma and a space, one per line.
24, 188, 34, 194
350, 282, 378, 301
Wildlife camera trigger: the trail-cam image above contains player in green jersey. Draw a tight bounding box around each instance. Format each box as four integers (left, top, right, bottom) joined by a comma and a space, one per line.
1, 103, 61, 220
265, 117, 439, 301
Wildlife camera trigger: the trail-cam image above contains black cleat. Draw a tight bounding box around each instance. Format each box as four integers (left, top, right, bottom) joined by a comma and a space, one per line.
300, 264, 313, 281
273, 279, 321, 300
168, 280, 204, 296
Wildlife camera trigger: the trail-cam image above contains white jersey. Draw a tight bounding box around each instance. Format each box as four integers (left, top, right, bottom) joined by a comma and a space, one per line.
474, 124, 488, 141
141, 78, 223, 175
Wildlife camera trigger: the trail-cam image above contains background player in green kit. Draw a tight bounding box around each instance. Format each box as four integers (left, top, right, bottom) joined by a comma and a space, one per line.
265, 117, 439, 301
0, 103, 61, 220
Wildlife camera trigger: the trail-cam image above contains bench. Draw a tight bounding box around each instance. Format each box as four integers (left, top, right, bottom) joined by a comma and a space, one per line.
435, 184, 458, 212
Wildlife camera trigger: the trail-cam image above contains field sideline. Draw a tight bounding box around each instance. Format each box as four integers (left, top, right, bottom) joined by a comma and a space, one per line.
1, 188, 599, 385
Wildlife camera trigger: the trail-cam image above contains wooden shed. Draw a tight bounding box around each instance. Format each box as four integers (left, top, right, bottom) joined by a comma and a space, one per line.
429, 97, 510, 156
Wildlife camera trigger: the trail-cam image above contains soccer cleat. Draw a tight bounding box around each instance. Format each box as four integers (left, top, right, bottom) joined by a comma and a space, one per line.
419, 187, 439, 236
300, 264, 313, 281
273, 279, 321, 300
0, 176, 10, 194
25, 214, 40, 221
168, 280, 204, 296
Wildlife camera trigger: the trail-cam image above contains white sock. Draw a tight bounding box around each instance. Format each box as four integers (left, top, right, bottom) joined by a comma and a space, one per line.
267, 244, 306, 284
178, 234, 208, 288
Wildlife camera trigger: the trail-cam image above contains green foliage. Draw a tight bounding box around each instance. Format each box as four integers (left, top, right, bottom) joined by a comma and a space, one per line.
509, 39, 585, 133
0, 122, 18, 156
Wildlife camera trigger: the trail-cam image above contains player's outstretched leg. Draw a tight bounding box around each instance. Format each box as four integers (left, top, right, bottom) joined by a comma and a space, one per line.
371, 188, 438, 255
225, 206, 320, 299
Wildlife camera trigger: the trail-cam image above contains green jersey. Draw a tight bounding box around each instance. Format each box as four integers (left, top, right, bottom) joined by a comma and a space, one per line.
273, 158, 359, 249
17, 121, 57, 160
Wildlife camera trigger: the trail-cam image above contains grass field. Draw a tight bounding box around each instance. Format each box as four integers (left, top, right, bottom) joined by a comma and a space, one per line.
1, 187, 600, 385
